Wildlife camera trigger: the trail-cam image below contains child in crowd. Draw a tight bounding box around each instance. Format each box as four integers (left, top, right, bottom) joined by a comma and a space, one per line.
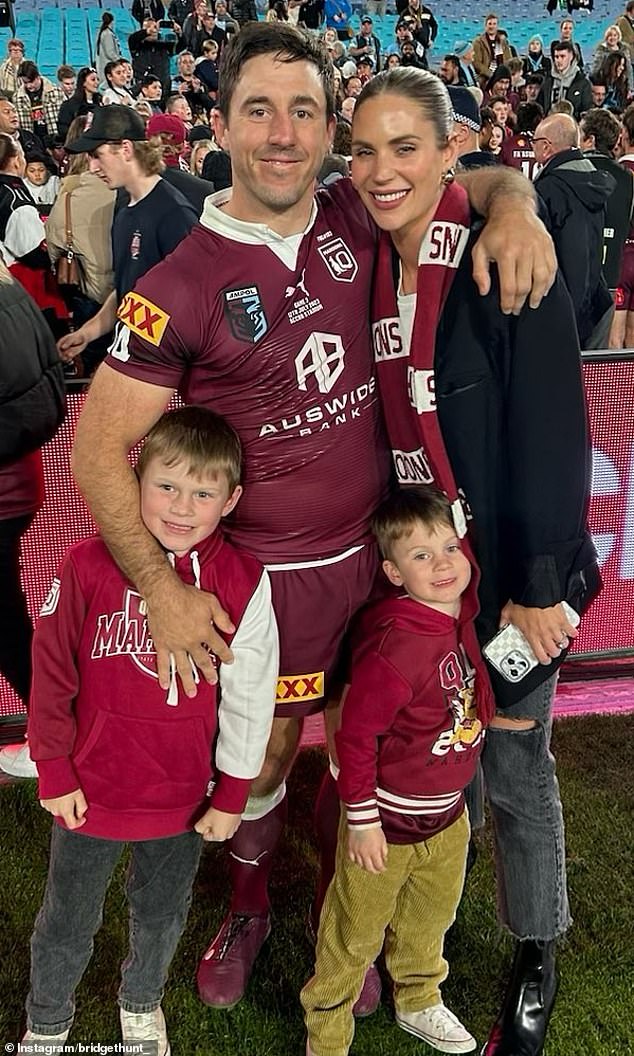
23, 406, 279, 1055
23, 155, 60, 218
302, 487, 494, 1056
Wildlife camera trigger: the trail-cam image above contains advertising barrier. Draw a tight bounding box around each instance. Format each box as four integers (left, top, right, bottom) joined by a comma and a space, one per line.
1, 355, 633, 716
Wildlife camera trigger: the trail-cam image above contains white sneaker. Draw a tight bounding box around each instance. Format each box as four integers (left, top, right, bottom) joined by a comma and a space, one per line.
0, 743, 37, 778
396, 1003, 476, 1054
21, 1027, 70, 1052
120, 1006, 170, 1056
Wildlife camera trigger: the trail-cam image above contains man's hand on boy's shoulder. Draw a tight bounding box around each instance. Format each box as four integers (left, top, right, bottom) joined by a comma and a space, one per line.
145, 577, 235, 697
195, 805, 242, 843
347, 825, 388, 874
40, 788, 88, 829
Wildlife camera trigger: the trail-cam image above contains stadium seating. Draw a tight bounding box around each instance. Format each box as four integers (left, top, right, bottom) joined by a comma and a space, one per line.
0, 0, 629, 77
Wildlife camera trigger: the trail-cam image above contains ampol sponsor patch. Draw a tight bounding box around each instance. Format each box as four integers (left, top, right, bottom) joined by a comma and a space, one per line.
276, 671, 324, 704
223, 285, 268, 343
117, 292, 170, 347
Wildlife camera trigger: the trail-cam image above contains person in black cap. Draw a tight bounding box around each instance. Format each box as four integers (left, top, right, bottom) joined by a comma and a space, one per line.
349, 16, 381, 72
57, 105, 197, 367
447, 84, 498, 170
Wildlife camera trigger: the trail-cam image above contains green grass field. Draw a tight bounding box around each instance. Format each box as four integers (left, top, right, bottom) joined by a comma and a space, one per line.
1, 713, 633, 1055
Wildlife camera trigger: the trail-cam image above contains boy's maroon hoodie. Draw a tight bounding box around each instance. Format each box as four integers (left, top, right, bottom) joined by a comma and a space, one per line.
28, 530, 267, 841
336, 591, 495, 844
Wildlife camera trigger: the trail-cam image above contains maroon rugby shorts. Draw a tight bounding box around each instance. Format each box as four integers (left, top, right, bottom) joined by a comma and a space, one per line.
266, 543, 380, 718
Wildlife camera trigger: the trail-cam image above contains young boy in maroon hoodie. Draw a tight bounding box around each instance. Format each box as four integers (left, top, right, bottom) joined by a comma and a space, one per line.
302, 487, 494, 1056
23, 406, 278, 1055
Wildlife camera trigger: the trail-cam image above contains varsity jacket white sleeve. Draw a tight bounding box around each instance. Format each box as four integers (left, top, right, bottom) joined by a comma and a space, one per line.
213, 571, 279, 814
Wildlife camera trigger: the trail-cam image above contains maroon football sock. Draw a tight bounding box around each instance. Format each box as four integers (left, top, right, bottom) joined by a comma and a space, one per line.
228, 794, 288, 917
312, 769, 341, 930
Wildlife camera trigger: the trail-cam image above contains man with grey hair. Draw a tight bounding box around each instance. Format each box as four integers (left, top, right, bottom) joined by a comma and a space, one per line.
533, 112, 614, 347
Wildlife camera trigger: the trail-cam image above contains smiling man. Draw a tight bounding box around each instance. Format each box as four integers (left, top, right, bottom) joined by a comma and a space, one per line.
68, 24, 557, 1025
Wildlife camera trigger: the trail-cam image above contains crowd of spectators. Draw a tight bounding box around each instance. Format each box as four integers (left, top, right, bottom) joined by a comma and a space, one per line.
0, 0, 633, 373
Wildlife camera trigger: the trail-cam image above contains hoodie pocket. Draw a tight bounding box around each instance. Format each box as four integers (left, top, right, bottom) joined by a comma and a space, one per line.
74, 711, 212, 812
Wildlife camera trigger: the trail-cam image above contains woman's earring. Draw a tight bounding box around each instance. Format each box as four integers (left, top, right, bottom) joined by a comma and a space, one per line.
442, 168, 455, 185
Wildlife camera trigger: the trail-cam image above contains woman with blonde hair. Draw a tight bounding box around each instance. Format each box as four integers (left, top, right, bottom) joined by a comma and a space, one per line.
592, 23, 632, 84
189, 137, 213, 176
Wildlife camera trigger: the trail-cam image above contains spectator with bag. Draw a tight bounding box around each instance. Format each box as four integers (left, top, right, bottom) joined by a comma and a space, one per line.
46, 117, 116, 375
0, 259, 65, 779
56, 106, 197, 368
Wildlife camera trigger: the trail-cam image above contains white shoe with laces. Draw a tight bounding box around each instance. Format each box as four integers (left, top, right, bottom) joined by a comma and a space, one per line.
0, 743, 37, 778
120, 1006, 170, 1056
396, 1003, 476, 1053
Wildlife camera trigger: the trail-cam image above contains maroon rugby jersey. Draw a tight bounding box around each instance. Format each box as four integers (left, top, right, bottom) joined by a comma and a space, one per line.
500, 131, 540, 181
107, 180, 391, 562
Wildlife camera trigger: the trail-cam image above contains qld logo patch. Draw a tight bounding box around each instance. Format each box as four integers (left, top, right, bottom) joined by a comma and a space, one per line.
318, 238, 358, 283
223, 285, 268, 344
276, 671, 324, 704
117, 292, 170, 347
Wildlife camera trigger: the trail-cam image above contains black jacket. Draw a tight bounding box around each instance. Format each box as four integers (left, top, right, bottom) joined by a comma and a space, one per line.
131, 0, 165, 25
128, 30, 174, 87
583, 149, 634, 290
167, 0, 193, 25
0, 276, 65, 465
535, 148, 614, 347
201, 149, 231, 192
547, 0, 592, 11
57, 96, 101, 141
537, 65, 592, 117
434, 223, 600, 705
232, 0, 258, 21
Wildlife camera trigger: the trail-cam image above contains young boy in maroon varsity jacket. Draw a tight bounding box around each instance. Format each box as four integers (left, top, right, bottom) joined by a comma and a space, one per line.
302, 487, 494, 1056
23, 406, 278, 1055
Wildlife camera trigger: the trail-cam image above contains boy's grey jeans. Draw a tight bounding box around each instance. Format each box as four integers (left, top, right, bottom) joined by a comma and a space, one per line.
27, 825, 202, 1035
481, 674, 571, 941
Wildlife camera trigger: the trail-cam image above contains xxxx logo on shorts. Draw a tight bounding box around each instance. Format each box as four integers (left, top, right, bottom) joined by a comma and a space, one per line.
276, 671, 324, 704
117, 292, 170, 347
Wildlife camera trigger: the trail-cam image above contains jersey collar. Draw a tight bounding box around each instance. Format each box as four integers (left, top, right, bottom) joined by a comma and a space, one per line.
200, 187, 318, 268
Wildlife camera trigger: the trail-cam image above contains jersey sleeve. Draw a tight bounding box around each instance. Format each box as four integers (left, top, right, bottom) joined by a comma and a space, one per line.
28, 552, 87, 801
105, 247, 203, 391
336, 651, 412, 830
213, 572, 279, 814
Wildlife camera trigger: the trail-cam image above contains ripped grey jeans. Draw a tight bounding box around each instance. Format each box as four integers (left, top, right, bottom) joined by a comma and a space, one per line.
480, 674, 571, 941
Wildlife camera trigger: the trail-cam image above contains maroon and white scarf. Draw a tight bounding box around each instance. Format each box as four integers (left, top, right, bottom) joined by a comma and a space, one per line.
371, 180, 472, 528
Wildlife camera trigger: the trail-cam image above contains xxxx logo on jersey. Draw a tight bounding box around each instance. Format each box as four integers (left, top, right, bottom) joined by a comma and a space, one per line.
117, 292, 170, 347
276, 671, 324, 704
